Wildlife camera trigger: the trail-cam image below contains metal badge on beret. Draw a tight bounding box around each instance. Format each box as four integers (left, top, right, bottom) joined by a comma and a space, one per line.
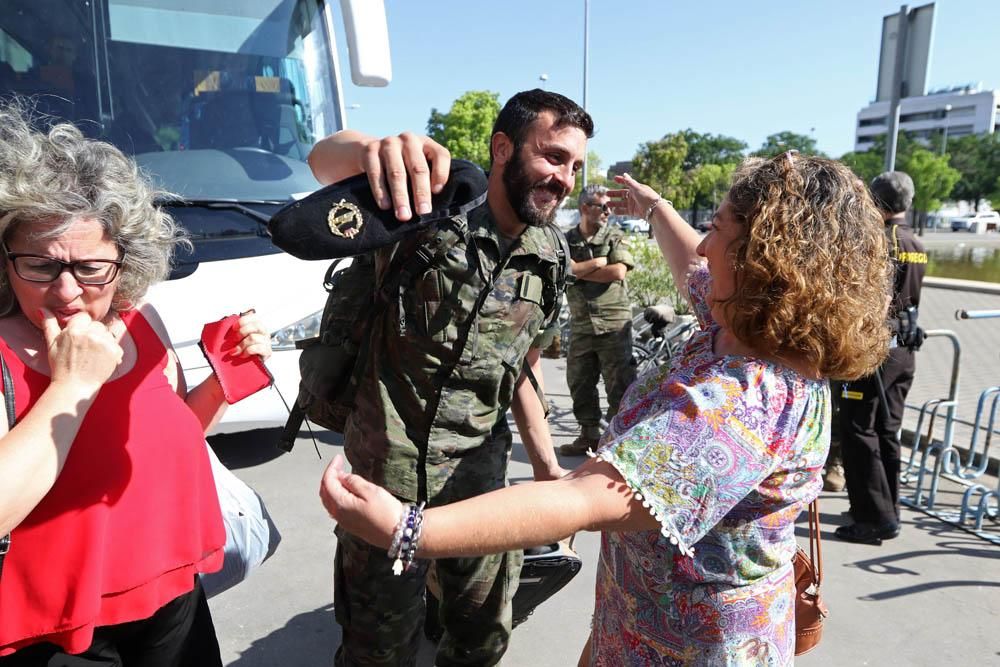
327, 199, 364, 239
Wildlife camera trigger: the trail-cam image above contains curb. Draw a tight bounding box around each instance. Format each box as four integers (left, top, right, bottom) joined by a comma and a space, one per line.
924, 276, 1000, 295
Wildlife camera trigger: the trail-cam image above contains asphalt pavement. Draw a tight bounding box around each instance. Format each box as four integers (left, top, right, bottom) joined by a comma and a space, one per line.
208, 267, 1000, 666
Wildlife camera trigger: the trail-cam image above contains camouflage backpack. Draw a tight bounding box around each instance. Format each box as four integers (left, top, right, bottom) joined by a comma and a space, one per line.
278, 217, 571, 451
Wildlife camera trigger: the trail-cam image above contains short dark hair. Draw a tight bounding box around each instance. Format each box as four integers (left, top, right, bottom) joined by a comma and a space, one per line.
869, 171, 914, 215
489, 89, 594, 164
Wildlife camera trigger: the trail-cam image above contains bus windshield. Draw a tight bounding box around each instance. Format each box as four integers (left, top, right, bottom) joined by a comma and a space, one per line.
0, 0, 340, 201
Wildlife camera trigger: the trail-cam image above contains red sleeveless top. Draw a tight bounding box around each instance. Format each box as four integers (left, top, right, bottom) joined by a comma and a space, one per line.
0, 309, 225, 655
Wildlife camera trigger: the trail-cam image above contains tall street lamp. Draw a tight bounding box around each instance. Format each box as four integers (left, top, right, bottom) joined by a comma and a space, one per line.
940, 103, 952, 155
581, 0, 589, 188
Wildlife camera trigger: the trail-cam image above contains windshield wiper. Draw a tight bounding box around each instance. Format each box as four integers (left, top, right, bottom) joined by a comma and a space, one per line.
157, 198, 285, 227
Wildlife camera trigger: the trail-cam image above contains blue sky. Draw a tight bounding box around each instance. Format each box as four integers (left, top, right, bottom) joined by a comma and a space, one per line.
334, 0, 999, 168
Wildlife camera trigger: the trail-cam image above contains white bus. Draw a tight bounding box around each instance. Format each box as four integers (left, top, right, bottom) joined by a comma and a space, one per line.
0, 0, 390, 433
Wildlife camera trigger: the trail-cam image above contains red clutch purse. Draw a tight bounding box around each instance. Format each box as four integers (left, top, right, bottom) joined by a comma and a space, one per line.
199, 314, 273, 404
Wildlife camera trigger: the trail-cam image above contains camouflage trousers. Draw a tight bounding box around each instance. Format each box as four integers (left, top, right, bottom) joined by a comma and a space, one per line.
333, 528, 523, 666
567, 325, 637, 438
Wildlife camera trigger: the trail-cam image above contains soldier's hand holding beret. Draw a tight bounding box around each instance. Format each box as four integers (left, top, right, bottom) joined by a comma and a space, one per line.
269, 159, 487, 260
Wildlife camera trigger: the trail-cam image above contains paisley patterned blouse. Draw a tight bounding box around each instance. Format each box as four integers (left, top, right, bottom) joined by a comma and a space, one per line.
589, 266, 829, 666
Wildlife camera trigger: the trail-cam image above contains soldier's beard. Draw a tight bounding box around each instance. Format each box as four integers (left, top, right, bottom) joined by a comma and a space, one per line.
502, 149, 567, 227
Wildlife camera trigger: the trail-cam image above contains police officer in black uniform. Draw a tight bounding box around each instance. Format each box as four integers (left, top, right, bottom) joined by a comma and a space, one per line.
836, 171, 926, 544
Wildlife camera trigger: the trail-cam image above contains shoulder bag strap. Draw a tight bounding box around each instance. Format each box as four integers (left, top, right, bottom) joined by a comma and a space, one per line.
808, 499, 822, 587
520, 359, 549, 419
0, 349, 15, 577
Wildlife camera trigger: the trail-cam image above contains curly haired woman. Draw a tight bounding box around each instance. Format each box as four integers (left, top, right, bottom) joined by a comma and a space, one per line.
321, 152, 892, 666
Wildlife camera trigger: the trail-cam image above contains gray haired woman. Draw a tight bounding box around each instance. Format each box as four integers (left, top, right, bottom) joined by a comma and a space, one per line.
0, 102, 271, 665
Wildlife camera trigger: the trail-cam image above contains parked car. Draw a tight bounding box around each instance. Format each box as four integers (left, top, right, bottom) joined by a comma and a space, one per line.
619, 218, 650, 234
952, 211, 1000, 233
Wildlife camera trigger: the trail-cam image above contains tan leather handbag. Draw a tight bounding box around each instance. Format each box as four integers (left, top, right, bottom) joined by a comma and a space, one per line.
793, 500, 828, 656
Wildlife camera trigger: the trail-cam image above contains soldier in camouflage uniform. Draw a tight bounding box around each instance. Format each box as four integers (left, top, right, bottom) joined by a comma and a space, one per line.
559, 184, 636, 456
309, 90, 593, 666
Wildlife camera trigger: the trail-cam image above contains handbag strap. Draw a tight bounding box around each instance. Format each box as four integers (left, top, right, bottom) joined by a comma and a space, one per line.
807, 499, 823, 587
0, 349, 15, 576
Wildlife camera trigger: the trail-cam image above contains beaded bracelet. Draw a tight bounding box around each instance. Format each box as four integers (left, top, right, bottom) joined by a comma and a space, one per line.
390, 502, 426, 576
399, 508, 425, 573
388, 503, 409, 561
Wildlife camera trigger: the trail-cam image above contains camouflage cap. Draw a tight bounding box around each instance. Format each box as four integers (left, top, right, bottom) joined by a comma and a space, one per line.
269, 159, 488, 260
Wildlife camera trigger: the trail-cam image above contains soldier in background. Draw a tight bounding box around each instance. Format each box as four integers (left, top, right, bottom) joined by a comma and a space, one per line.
837, 170, 926, 545
559, 184, 637, 456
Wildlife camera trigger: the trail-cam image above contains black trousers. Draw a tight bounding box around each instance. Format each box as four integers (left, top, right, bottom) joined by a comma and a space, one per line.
0, 578, 222, 667
839, 347, 915, 525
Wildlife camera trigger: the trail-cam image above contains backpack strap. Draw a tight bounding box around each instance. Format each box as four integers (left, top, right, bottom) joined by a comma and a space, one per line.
518, 224, 571, 420
542, 224, 572, 324
379, 216, 470, 335
551, 223, 572, 289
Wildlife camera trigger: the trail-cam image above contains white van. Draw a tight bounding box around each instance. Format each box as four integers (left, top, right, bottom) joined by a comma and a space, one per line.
952, 211, 1000, 233
0, 0, 390, 433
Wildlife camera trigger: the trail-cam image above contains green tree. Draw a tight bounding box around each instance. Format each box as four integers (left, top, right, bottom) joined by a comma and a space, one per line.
687, 162, 737, 219
948, 133, 1000, 211
621, 236, 687, 312
425, 90, 501, 167
631, 133, 690, 209
680, 129, 746, 170
839, 135, 959, 230
755, 131, 823, 157
839, 149, 884, 184
839, 132, 920, 184
678, 130, 745, 222
902, 148, 961, 216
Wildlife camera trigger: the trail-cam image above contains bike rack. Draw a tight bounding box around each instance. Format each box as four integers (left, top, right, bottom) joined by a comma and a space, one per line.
950, 309, 1000, 537
900, 311, 1000, 545
901, 330, 960, 510
944, 386, 1000, 480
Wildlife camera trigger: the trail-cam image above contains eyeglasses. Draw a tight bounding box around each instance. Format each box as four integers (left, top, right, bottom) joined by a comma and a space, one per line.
4, 245, 123, 285
586, 202, 611, 214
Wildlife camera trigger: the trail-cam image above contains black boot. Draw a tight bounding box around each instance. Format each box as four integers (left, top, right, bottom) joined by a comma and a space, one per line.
834, 521, 900, 545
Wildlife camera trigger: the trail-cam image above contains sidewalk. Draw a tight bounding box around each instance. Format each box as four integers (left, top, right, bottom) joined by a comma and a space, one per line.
208, 281, 1000, 666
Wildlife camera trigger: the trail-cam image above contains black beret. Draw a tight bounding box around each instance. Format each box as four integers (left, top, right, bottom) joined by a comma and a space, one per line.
269, 159, 488, 260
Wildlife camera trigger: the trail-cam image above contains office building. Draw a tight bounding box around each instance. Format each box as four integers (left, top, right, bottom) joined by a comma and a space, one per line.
855, 85, 999, 152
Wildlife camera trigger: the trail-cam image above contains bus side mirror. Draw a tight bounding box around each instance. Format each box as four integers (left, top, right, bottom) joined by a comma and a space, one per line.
339, 0, 392, 87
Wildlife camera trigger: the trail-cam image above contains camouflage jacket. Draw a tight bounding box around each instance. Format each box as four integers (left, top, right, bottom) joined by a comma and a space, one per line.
342, 204, 565, 504
565, 223, 634, 335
